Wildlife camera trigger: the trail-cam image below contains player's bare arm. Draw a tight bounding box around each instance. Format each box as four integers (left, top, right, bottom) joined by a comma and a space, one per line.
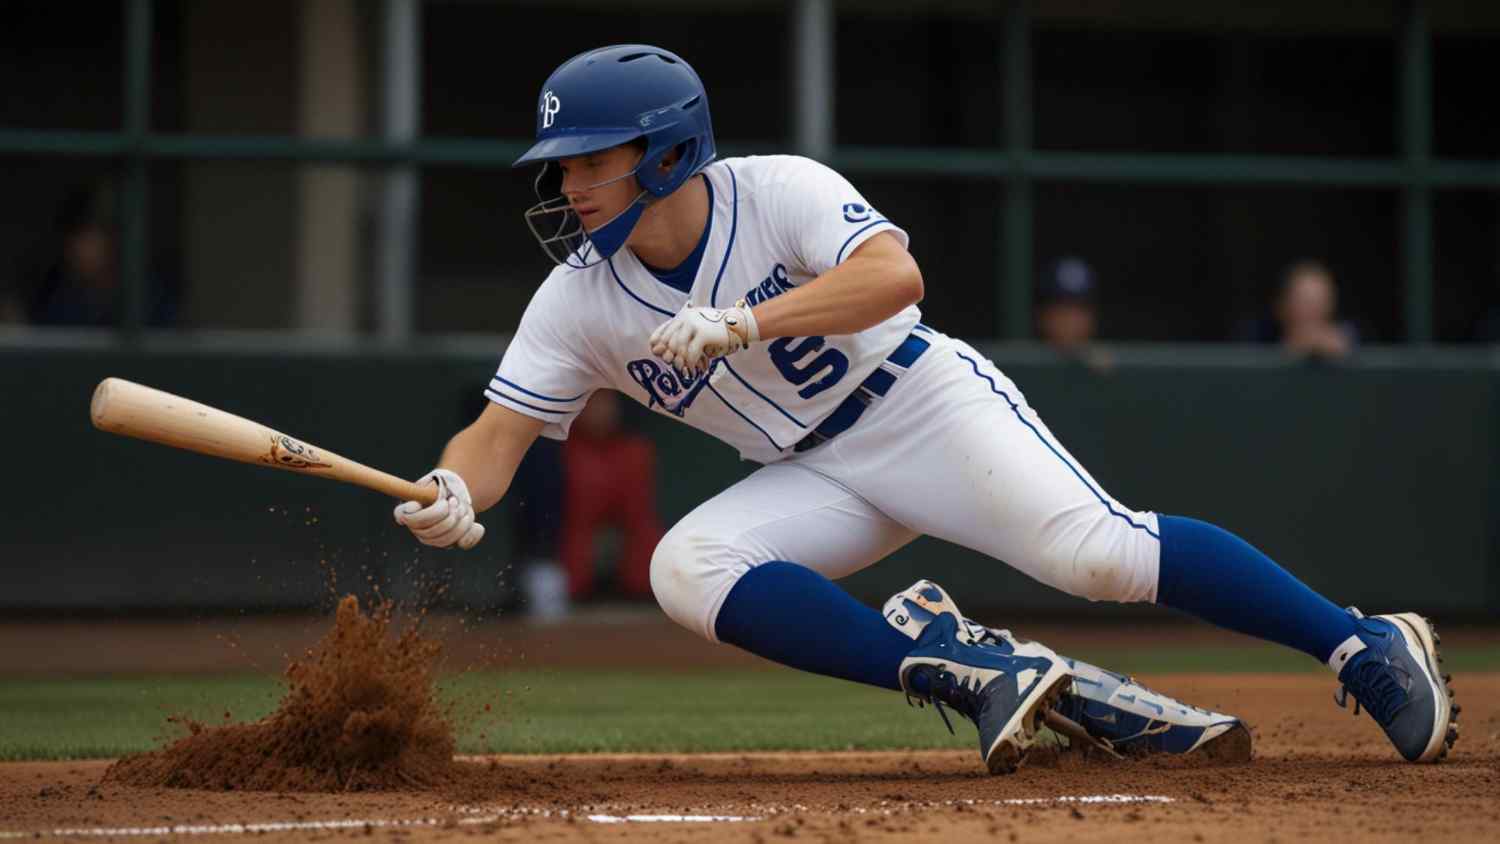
438, 402, 544, 512
745, 231, 922, 340
392, 402, 544, 550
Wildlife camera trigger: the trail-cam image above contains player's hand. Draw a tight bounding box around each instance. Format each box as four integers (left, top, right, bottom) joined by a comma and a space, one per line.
648, 300, 760, 373
393, 468, 486, 550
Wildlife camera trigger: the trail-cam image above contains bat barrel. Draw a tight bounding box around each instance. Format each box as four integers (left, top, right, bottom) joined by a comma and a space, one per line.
91, 377, 438, 506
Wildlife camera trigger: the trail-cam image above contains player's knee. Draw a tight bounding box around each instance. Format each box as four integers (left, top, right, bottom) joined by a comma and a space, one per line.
1057, 556, 1139, 602
649, 526, 740, 639
1040, 521, 1157, 603
648, 530, 697, 625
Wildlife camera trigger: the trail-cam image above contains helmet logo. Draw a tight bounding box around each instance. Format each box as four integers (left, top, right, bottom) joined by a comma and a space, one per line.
541, 90, 562, 129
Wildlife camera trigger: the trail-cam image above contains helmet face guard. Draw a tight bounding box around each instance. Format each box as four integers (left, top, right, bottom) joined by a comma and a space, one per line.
513, 45, 717, 268
522, 161, 650, 269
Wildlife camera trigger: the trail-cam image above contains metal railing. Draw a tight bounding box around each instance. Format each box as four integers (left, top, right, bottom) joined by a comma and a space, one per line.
3, 0, 1495, 341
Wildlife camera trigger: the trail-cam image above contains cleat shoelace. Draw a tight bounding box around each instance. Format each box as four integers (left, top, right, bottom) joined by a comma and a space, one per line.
1334, 656, 1410, 726
906, 667, 983, 735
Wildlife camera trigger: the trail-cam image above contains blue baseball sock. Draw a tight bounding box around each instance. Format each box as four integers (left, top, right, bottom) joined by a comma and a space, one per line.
1156, 515, 1356, 663
713, 561, 918, 692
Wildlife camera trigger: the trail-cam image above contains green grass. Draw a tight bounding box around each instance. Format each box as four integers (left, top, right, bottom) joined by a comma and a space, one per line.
447, 670, 978, 755
1, 641, 1495, 761
0, 675, 281, 761
0, 671, 975, 761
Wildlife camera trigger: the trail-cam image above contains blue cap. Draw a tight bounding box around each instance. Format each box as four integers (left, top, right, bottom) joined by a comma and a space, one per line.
1038, 257, 1097, 304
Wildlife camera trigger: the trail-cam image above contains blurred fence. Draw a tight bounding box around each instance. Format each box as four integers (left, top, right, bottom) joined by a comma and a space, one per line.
3, 1, 1498, 342
2, 337, 1494, 617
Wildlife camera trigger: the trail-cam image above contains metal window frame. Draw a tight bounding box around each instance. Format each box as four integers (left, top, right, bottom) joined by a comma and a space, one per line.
3, 0, 1494, 340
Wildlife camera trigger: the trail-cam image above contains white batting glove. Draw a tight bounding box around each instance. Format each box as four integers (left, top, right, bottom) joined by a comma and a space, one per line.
648, 300, 759, 374
393, 468, 485, 550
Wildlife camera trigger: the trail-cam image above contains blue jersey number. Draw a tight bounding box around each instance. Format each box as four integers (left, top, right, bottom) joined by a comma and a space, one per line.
768, 336, 849, 400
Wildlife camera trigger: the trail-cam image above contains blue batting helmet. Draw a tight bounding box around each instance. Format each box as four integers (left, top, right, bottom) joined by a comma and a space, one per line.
515, 45, 717, 267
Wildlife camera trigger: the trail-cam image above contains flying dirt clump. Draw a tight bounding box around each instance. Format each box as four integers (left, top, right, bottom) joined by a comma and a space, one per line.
107, 595, 458, 792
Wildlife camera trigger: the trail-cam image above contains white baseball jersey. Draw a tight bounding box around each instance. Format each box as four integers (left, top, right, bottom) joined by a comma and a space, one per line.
486, 155, 919, 463
488, 154, 1161, 644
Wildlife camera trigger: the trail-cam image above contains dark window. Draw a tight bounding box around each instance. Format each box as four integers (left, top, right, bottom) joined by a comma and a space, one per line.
1034, 30, 1396, 157
851, 176, 1002, 340
1034, 183, 1400, 342
836, 14, 1003, 149
418, 166, 546, 334
1434, 191, 1500, 343
1432, 35, 1500, 159
0, 3, 124, 131
424, 4, 790, 147
0, 158, 184, 329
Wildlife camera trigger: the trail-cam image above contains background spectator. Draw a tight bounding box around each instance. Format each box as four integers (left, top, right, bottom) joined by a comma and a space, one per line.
25, 184, 179, 328
465, 388, 665, 619
1035, 256, 1113, 372
1240, 260, 1357, 361
558, 391, 664, 603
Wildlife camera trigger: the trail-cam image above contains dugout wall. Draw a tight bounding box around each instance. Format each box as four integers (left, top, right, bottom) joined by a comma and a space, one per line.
1, 344, 1494, 617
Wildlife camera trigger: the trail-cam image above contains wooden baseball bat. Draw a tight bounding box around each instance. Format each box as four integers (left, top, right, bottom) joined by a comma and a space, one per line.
89, 377, 439, 506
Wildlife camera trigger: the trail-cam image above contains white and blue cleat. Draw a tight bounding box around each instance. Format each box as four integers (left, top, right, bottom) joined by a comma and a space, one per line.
1331, 608, 1459, 763
899, 612, 1073, 774
887, 579, 1252, 763
1050, 659, 1251, 759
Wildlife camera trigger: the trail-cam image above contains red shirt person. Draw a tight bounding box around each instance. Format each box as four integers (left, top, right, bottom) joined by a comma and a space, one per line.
559, 392, 664, 599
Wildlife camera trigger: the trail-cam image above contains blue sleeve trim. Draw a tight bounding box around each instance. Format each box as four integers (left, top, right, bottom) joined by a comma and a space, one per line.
490, 375, 586, 404
608, 258, 674, 317
709, 163, 741, 307
706, 380, 784, 452
720, 360, 807, 428
955, 351, 1160, 540
834, 218, 893, 265
485, 387, 572, 416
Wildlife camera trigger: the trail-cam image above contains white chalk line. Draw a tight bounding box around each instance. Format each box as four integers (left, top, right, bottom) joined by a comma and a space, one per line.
0, 812, 752, 839
0, 794, 1174, 838
455, 793, 1176, 816
587, 815, 759, 824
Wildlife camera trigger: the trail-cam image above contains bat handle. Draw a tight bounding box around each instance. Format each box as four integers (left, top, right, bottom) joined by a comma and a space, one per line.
346, 466, 441, 507
396, 479, 442, 508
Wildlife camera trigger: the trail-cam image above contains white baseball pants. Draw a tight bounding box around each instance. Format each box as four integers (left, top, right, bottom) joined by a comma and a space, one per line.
650, 332, 1162, 641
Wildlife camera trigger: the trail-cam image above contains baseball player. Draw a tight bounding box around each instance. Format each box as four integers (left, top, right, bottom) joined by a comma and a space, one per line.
394, 45, 1457, 772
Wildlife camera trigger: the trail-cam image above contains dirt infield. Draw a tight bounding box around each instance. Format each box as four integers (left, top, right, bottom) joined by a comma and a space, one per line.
3, 673, 1497, 842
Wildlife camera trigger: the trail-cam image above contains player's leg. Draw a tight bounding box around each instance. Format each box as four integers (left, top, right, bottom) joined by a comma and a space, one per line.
654, 461, 918, 686
805, 335, 1455, 761
650, 461, 1072, 771
818, 336, 1353, 657
649, 460, 919, 688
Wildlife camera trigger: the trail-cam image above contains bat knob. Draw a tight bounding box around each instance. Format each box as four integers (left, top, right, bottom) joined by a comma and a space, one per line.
91, 378, 121, 429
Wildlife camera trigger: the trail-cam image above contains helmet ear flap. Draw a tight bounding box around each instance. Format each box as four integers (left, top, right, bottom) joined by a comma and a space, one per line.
636, 139, 699, 197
